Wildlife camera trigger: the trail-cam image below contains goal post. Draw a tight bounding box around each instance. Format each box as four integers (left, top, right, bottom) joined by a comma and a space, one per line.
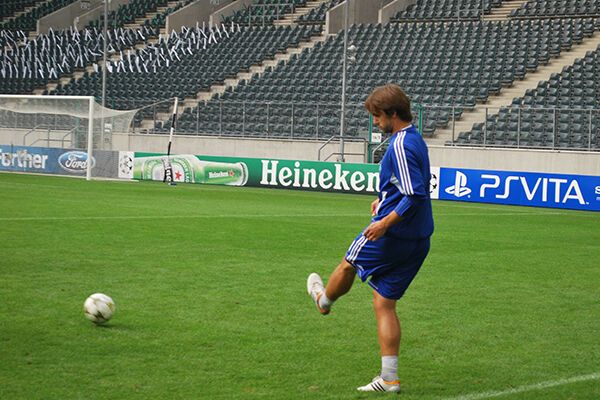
0, 94, 138, 180
86, 95, 94, 180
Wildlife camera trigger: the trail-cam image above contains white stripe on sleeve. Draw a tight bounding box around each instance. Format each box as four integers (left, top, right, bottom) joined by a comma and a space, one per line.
393, 132, 413, 195
398, 133, 414, 194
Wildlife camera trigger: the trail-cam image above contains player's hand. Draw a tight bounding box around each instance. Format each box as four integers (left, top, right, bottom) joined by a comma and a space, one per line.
363, 220, 387, 241
371, 199, 379, 216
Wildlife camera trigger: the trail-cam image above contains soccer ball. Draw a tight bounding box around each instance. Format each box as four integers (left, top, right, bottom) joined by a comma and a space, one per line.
83, 293, 115, 324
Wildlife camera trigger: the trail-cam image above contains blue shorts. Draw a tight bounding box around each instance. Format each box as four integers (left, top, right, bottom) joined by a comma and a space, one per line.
345, 233, 430, 300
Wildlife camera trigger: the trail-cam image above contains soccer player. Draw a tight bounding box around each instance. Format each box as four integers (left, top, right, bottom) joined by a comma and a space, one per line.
307, 84, 434, 393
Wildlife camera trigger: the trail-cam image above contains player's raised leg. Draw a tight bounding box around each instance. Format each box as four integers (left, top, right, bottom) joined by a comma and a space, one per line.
307, 259, 356, 315
307, 273, 329, 315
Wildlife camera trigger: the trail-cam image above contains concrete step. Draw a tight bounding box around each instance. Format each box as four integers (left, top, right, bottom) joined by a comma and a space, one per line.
134, 17, 150, 25
72, 71, 85, 80
140, 120, 155, 130
59, 76, 73, 85
273, 0, 330, 24
484, 0, 528, 20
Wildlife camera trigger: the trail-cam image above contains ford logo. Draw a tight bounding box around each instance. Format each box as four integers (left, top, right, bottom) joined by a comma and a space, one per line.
58, 151, 95, 173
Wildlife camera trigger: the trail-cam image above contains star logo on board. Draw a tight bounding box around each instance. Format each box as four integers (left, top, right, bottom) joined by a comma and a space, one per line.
175, 171, 183, 180
430, 172, 438, 193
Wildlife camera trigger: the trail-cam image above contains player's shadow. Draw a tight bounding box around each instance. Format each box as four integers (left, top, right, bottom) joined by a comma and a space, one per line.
89, 322, 132, 331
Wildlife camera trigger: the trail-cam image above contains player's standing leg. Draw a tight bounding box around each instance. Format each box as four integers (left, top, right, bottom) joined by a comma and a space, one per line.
356, 291, 401, 392
373, 292, 400, 361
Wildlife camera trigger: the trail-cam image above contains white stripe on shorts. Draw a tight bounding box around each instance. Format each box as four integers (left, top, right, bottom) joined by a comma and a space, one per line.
347, 236, 368, 263
348, 236, 366, 262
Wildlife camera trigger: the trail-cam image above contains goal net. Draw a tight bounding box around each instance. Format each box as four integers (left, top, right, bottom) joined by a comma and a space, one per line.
0, 95, 139, 180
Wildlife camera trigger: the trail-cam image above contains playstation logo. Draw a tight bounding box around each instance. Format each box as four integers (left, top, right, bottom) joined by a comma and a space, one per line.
445, 171, 472, 198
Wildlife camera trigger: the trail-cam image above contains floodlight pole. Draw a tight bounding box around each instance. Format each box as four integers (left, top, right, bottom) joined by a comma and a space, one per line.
100, 0, 109, 148
339, 0, 350, 162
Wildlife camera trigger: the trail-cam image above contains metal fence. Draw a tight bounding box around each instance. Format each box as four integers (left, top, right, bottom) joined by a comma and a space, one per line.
140, 100, 372, 141
133, 100, 600, 152
422, 104, 600, 151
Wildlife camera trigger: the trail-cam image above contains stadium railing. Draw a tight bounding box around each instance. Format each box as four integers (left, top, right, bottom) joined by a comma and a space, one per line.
437, 104, 600, 151
142, 100, 370, 141
136, 100, 599, 152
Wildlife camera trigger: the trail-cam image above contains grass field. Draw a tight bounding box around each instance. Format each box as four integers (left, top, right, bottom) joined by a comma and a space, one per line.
1, 172, 599, 400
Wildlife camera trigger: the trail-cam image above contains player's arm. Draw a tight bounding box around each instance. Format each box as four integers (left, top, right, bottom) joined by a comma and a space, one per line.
391, 139, 428, 217
364, 210, 403, 240
364, 138, 427, 241
371, 198, 379, 216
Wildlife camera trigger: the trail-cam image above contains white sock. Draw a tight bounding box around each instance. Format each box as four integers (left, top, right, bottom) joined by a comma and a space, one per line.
318, 292, 332, 310
381, 356, 398, 382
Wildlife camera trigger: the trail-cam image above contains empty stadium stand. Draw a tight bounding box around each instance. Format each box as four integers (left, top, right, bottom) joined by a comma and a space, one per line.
166, 18, 595, 141
142, 0, 195, 30
1, 1, 38, 20
297, 0, 342, 24
2, 0, 78, 32
454, 45, 600, 149
223, 0, 307, 26
511, 0, 600, 18
0, 27, 153, 95
51, 24, 322, 111
87, 0, 183, 30
392, 0, 504, 21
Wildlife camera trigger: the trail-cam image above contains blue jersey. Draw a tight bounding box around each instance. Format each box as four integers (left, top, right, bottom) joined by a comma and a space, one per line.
373, 124, 434, 240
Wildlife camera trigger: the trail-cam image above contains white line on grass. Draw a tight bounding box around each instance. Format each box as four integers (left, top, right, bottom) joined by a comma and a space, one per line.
0, 211, 590, 221
436, 202, 599, 216
445, 372, 600, 400
0, 214, 367, 221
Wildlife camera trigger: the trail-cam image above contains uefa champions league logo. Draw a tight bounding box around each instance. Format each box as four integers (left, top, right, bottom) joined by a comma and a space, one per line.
118, 152, 134, 179
429, 172, 438, 194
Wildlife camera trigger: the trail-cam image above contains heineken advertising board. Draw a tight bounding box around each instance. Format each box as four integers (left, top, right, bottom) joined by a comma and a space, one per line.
130, 153, 600, 211
133, 153, 443, 197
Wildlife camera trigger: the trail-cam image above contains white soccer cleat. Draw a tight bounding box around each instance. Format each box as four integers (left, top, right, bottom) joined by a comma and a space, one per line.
357, 376, 401, 393
306, 273, 330, 315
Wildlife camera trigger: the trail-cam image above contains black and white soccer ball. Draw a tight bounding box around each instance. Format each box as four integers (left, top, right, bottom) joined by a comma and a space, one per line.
83, 293, 115, 324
